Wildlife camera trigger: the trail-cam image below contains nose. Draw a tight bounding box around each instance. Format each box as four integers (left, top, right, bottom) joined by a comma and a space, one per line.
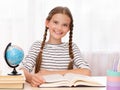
57, 24, 62, 30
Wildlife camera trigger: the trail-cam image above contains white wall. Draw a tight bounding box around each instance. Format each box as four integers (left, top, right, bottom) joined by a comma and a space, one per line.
0, 0, 120, 74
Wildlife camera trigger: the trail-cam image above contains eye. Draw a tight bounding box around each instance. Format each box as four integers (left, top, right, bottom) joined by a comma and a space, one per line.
53, 21, 58, 24
63, 24, 68, 27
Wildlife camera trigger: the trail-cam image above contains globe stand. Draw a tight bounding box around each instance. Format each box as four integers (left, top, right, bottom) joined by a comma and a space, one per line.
4, 43, 21, 76
8, 66, 21, 76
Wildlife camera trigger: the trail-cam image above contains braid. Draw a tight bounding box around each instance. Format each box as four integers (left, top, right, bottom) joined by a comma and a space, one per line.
35, 27, 48, 73
68, 27, 74, 70
34, 6, 74, 71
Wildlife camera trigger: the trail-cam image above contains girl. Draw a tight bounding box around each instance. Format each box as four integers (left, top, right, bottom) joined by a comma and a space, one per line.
20, 6, 91, 87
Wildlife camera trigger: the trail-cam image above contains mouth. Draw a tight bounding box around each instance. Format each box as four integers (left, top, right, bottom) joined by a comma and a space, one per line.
54, 30, 63, 35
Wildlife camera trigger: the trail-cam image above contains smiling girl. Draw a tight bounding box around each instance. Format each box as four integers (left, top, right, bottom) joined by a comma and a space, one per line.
20, 6, 91, 87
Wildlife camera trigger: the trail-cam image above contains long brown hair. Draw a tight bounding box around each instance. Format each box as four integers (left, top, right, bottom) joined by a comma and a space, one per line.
35, 6, 74, 73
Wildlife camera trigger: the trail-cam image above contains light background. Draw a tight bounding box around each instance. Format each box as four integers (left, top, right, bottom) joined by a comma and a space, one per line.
0, 0, 120, 74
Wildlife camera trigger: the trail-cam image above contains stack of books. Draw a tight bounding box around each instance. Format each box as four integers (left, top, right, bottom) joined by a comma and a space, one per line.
0, 70, 26, 89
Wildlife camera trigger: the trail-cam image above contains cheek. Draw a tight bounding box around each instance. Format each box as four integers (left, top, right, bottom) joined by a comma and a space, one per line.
49, 24, 56, 30
65, 28, 70, 33
62, 29, 69, 36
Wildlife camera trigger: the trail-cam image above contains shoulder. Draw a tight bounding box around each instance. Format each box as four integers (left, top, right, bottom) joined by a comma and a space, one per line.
63, 42, 76, 45
72, 42, 78, 47
64, 42, 78, 48
32, 40, 42, 45
29, 40, 42, 50
31, 40, 42, 47
63, 42, 79, 50
72, 42, 80, 52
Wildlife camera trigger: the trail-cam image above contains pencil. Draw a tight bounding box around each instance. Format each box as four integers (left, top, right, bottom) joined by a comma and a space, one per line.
113, 58, 119, 72
117, 59, 120, 72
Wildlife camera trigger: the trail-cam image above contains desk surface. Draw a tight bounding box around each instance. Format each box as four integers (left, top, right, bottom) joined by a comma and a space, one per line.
24, 83, 106, 90
0, 82, 106, 90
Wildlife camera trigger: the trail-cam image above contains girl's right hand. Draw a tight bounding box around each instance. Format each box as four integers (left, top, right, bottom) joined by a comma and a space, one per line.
30, 73, 45, 87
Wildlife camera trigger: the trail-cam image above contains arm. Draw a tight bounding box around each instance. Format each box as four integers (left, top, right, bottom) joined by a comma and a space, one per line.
20, 41, 45, 87
21, 68, 45, 87
39, 68, 91, 76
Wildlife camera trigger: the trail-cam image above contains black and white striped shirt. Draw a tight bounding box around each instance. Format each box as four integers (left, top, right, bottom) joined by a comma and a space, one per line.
21, 41, 90, 72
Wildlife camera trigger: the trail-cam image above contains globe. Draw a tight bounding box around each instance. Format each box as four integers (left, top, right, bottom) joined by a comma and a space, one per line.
4, 43, 24, 75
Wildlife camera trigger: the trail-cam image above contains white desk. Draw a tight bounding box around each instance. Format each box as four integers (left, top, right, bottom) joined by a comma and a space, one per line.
24, 83, 106, 90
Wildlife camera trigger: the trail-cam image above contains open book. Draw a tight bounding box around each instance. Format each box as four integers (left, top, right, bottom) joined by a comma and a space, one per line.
39, 73, 106, 87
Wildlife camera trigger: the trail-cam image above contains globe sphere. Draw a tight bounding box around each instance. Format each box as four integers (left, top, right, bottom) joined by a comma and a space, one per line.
5, 45, 24, 66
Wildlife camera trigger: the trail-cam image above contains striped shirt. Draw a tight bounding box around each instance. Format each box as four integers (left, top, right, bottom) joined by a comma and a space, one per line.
21, 41, 90, 72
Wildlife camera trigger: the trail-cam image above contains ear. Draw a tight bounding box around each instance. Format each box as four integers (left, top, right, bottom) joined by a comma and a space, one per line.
45, 20, 49, 28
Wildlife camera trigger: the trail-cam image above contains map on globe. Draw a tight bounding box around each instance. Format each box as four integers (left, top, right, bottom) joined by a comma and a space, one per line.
6, 45, 24, 66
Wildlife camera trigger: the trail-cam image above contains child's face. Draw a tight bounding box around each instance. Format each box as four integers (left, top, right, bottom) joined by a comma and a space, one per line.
46, 13, 71, 41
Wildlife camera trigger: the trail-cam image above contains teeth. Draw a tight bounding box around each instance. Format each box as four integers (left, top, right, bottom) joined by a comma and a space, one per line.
55, 31, 62, 34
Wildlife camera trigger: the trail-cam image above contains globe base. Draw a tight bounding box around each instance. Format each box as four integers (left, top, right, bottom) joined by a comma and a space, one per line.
8, 67, 21, 76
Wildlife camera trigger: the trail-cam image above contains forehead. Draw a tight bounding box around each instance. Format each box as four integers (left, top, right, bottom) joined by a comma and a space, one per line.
51, 13, 71, 23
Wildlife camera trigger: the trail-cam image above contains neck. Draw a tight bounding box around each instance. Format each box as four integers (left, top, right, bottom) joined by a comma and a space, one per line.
47, 40, 62, 44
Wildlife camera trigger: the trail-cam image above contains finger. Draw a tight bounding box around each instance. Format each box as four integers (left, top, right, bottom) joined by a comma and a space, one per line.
35, 75, 45, 83
31, 77, 45, 86
31, 81, 40, 87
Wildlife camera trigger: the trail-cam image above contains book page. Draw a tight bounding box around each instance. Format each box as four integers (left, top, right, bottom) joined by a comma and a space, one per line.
40, 73, 106, 87
40, 74, 70, 87
64, 73, 106, 87
39, 81, 70, 87
84, 76, 106, 86
64, 73, 90, 82
43, 74, 68, 83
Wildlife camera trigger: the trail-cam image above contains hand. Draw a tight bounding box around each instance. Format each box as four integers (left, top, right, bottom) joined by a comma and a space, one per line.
30, 73, 45, 87
39, 69, 52, 75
